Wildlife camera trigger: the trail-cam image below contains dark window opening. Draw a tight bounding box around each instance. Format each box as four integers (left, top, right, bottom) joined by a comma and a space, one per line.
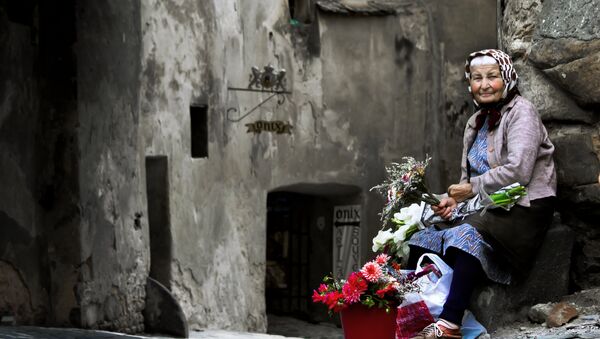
289, 0, 314, 24
190, 105, 208, 158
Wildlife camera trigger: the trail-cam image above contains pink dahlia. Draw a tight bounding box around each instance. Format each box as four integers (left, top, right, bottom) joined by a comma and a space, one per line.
361, 261, 383, 282
375, 253, 390, 265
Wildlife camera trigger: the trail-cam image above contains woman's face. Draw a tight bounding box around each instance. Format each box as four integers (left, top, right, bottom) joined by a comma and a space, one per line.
469, 63, 505, 104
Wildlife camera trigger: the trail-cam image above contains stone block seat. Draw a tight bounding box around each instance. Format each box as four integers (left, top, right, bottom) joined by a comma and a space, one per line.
469, 214, 574, 331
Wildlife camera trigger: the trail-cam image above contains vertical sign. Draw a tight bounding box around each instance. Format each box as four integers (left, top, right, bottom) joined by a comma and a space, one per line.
332, 205, 361, 280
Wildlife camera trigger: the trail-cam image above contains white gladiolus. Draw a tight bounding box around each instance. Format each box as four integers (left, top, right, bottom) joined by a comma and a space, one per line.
392, 224, 412, 243
396, 242, 411, 258
372, 229, 394, 252
393, 203, 425, 230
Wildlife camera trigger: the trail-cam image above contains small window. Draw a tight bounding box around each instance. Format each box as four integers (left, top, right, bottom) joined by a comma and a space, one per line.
289, 0, 314, 24
190, 105, 208, 158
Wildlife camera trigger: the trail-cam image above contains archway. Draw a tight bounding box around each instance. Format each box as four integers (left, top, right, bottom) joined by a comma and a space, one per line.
265, 183, 361, 324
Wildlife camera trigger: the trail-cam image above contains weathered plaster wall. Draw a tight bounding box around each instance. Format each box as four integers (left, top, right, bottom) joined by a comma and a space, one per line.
140, 0, 266, 331
76, 0, 148, 332
501, 0, 600, 288
317, 9, 432, 266
0, 5, 46, 324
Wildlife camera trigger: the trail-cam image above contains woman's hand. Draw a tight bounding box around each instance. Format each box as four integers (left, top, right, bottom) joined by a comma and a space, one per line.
431, 197, 457, 220
448, 183, 475, 202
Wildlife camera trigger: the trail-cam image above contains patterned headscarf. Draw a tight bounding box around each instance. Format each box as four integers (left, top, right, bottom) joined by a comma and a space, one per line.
464, 49, 520, 130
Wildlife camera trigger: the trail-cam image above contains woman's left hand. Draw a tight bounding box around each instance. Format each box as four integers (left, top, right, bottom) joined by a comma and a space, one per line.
448, 183, 475, 202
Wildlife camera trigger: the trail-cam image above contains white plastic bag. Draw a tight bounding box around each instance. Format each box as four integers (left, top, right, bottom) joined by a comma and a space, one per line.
413, 254, 488, 339
414, 253, 453, 317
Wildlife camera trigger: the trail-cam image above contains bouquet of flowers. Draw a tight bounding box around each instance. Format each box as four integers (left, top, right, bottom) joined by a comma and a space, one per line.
312, 253, 438, 314
370, 157, 439, 227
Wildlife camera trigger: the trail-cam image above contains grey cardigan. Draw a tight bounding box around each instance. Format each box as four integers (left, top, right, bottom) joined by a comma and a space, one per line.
459, 95, 557, 207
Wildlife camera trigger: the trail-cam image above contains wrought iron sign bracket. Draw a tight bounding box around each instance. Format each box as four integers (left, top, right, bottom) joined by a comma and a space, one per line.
226, 64, 291, 122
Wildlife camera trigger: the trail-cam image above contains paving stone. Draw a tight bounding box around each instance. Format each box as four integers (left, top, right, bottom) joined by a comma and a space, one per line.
547, 302, 579, 328
529, 303, 555, 324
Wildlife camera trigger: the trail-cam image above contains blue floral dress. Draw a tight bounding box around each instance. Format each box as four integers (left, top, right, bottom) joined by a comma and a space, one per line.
408, 120, 512, 284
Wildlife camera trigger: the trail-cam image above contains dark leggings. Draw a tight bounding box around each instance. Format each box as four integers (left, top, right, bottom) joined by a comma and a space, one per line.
407, 245, 486, 325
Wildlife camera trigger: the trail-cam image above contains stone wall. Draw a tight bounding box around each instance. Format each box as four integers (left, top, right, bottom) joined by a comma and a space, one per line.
501, 0, 600, 289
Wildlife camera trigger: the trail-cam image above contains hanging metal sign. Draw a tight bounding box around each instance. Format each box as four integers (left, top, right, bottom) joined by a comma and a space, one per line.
226, 64, 291, 122
332, 205, 361, 280
245, 120, 293, 134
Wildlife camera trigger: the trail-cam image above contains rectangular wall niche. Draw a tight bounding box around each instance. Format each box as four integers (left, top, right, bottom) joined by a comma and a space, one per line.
145, 155, 172, 289
190, 105, 208, 158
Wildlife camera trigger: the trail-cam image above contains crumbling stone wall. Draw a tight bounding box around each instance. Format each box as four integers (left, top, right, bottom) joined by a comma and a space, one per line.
501, 0, 600, 288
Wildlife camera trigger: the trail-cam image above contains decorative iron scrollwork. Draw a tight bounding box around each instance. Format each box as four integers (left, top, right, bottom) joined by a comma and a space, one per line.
248, 65, 287, 91
227, 64, 291, 122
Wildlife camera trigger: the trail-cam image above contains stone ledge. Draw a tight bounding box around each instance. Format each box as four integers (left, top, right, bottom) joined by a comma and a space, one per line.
469, 218, 574, 331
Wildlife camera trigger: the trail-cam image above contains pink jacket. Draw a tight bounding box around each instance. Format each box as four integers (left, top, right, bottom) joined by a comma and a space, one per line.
459, 95, 557, 207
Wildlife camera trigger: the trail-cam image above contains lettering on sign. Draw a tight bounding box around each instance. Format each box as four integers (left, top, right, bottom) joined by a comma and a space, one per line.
245, 120, 293, 134
332, 205, 361, 279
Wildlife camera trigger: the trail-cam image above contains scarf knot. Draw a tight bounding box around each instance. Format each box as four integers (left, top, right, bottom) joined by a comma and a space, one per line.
475, 108, 501, 131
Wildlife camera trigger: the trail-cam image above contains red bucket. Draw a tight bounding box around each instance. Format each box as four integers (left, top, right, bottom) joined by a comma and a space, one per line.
340, 304, 397, 339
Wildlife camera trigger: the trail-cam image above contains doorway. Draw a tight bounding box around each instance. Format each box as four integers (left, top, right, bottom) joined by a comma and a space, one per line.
265, 184, 361, 325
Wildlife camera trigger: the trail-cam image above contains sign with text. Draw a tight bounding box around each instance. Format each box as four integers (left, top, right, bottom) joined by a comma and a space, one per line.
332, 205, 361, 280
245, 120, 293, 134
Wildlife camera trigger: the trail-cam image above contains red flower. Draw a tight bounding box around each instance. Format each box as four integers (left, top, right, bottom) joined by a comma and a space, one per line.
343, 272, 368, 304
376, 283, 396, 298
324, 291, 345, 311
312, 290, 325, 303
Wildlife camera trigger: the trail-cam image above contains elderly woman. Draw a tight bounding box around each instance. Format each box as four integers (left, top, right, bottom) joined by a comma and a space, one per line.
407, 49, 557, 339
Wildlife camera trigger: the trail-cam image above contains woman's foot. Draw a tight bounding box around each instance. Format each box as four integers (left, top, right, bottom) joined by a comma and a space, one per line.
410, 320, 461, 339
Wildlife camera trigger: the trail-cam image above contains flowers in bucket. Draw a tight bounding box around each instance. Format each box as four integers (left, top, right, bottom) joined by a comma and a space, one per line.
312, 253, 423, 314
370, 157, 439, 227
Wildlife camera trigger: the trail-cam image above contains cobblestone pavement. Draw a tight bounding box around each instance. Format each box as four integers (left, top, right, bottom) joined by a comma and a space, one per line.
0, 327, 298, 339
266, 314, 343, 339
0, 314, 342, 339
491, 314, 600, 339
